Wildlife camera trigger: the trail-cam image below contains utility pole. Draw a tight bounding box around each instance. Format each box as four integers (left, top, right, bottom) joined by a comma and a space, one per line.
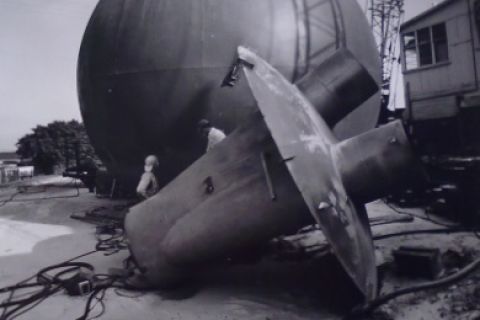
368, 0, 405, 117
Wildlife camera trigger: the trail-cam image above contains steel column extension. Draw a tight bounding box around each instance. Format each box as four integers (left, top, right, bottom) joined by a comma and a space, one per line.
334, 120, 425, 203
296, 48, 379, 127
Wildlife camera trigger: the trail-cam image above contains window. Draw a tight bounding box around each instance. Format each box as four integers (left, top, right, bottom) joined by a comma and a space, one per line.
403, 32, 418, 70
417, 27, 433, 65
402, 22, 449, 70
432, 23, 448, 63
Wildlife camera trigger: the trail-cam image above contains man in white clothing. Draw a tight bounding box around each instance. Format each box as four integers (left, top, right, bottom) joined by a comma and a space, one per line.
198, 119, 226, 152
136, 155, 160, 199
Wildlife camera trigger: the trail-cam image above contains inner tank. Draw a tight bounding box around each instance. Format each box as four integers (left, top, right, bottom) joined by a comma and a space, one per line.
78, 0, 380, 188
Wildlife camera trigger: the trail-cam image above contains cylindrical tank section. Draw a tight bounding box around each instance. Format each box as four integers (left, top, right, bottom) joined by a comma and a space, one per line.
125, 46, 424, 301
126, 113, 314, 287
77, 0, 380, 189
334, 121, 427, 203
124, 45, 404, 302
296, 48, 379, 127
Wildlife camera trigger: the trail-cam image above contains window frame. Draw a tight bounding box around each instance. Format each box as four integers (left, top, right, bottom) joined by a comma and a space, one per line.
403, 31, 419, 70
402, 22, 449, 71
431, 23, 449, 63
417, 27, 434, 66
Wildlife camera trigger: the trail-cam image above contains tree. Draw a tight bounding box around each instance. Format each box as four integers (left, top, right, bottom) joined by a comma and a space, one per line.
16, 120, 99, 174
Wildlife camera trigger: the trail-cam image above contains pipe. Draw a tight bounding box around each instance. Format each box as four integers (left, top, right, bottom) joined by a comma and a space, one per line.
296, 48, 378, 127
333, 120, 427, 203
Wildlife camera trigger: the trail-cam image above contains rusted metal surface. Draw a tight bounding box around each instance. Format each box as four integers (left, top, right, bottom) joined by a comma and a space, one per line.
238, 47, 377, 300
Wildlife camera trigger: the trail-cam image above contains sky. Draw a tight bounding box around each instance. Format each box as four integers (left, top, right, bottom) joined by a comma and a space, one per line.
0, 0, 98, 152
0, 0, 438, 152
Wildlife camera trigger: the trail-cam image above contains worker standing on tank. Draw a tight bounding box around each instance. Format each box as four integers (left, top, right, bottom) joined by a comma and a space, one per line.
136, 155, 160, 199
198, 119, 226, 152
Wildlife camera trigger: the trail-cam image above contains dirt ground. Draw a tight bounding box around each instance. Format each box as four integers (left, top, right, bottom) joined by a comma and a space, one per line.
0, 176, 479, 319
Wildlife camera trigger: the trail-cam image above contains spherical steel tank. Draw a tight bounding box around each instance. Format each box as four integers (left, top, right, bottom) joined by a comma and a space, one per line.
78, 0, 380, 188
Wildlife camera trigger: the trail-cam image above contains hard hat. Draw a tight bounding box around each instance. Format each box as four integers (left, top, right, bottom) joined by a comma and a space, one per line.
197, 119, 211, 129
144, 155, 159, 172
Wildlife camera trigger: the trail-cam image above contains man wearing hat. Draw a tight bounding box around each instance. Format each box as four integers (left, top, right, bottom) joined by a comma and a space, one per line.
198, 119, 226, 152
136, 155, 160, 199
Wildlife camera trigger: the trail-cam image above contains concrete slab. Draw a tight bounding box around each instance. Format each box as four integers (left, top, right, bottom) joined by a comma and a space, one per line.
0, 177, 336, 320
1, 176, 479, 320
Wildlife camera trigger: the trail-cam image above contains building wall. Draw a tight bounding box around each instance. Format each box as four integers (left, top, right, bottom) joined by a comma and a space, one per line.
0, 165, 19, 185
400, 0, 480, 154
401, 0, 480, 121
402, 0, 477, 99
